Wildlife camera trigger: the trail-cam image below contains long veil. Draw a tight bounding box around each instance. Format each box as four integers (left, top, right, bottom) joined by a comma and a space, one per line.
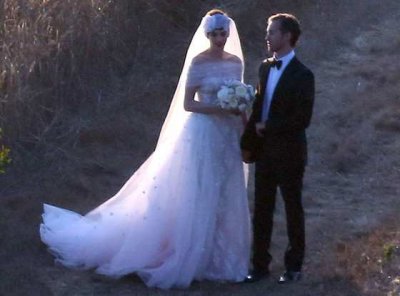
156, 15, 244, 148
40, 14, 250, 288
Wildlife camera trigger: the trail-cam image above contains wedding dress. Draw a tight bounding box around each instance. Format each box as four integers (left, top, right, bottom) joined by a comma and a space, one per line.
40, 15, 251, 289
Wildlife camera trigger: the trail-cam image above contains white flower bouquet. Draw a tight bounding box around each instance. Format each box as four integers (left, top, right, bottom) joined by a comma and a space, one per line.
216, 80, 255, 112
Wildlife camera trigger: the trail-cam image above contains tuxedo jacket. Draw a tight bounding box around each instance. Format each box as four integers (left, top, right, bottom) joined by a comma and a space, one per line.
241, 57, 315, 165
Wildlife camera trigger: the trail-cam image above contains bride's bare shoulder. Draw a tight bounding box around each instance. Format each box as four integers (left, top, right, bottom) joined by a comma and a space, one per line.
223, 52, 242, 64
191, 52, 211, 65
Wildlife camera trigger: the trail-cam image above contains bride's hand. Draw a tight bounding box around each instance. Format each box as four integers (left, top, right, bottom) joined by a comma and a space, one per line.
218, 106, 241, 116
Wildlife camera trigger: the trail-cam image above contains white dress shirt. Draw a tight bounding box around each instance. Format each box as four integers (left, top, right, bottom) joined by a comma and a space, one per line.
261, 50, 295, 122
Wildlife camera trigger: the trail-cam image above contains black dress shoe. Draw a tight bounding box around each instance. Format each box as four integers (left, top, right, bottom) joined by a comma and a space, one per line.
278, 271, 302, 284
244, 270, 269, 283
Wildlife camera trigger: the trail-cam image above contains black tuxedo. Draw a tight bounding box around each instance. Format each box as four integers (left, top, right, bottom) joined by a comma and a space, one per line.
241, 56, 315, 273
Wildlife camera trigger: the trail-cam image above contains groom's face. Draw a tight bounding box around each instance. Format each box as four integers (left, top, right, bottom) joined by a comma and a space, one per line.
265, 20, 290, 54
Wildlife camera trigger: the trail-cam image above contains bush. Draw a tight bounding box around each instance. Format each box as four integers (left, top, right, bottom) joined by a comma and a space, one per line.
0, 128, 11, 173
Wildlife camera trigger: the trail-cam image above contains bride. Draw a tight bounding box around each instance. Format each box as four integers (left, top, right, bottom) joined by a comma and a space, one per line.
40, 9, 250, 289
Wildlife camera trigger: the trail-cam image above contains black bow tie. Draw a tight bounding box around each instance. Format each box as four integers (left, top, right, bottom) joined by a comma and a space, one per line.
270, 59, 282, 70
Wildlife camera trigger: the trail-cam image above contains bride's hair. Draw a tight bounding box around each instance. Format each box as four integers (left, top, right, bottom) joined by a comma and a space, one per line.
206, 9, 226, 16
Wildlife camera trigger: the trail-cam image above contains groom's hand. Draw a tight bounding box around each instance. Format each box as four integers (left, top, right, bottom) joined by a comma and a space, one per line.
255, 122, 266, 137
229, 108, 242, 116
241, 150, 253, 163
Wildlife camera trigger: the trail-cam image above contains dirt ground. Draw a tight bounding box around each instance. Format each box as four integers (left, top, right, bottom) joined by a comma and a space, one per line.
1, 4, 400, 296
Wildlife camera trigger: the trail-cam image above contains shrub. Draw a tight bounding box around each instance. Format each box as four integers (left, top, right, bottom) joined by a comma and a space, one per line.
0, 128, 11, 173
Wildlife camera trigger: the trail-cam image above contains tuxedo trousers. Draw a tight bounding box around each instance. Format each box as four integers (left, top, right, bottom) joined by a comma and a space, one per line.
252, 143, 306, 273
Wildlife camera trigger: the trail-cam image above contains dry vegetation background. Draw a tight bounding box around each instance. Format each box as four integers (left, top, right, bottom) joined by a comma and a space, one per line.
0, 0, 400, 295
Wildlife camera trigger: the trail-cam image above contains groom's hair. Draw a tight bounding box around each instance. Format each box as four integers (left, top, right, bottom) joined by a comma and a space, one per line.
268, 13, 301, 47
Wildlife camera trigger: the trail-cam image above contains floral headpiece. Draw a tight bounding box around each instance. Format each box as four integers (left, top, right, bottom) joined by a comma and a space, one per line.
202, 14, 231, 36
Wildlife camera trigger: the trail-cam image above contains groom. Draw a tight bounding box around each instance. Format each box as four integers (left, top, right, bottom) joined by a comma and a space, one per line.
241, 13, 315, 283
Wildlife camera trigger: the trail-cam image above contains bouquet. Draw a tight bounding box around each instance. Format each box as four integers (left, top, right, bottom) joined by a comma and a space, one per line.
216, 80, 255, 112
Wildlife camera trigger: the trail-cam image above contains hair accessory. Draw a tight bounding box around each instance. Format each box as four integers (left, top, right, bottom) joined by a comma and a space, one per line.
203, 14, 231, 36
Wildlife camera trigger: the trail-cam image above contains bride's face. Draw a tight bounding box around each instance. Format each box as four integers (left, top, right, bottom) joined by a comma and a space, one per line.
208, 29, 228, 49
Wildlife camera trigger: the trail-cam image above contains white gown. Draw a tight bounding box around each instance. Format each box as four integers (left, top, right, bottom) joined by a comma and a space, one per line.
40, 59, 251, 289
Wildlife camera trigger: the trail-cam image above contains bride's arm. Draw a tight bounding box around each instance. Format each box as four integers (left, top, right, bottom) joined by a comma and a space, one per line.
183, 57, 239, 115
183, 85, 223, 114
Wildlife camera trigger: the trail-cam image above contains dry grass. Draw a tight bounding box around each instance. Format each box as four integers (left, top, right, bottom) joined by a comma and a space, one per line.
334, 214, 400, 296
1, 0, 398, 177
308, 13, 400, 296
1, 0, 143, 171
313, 14, 400, 174
1, 0, 400, 295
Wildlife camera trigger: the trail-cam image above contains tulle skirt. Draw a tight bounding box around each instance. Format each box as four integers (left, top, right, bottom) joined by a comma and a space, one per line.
40, 113, 250, 289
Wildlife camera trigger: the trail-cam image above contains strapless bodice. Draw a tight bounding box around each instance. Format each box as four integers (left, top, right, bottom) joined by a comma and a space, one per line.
186, 60, 242, 104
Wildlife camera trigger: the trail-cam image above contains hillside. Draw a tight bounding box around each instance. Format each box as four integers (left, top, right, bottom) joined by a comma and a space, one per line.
1, 1, 400, 295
